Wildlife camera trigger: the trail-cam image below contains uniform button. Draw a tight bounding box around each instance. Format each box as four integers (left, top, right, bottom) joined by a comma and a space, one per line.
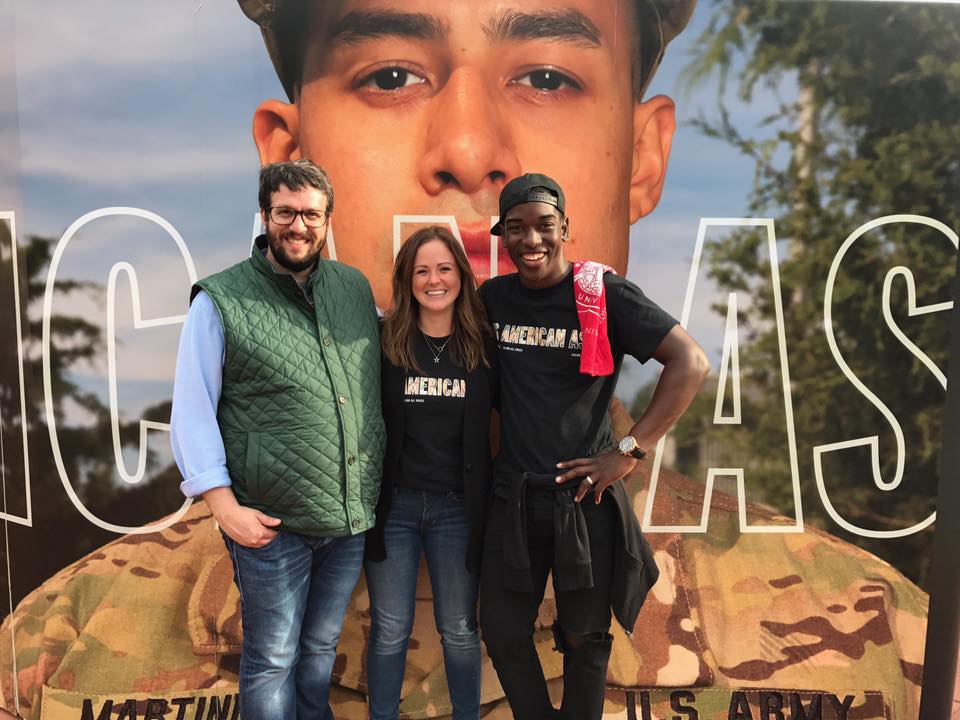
347, 456, 356, 466
465, 464, 473, 472
323, 337, 331, 346
338, 395, 347, 405
351, 519, 361, 529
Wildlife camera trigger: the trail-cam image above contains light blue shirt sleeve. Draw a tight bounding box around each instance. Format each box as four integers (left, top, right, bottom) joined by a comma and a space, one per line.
170, 290, 232, 498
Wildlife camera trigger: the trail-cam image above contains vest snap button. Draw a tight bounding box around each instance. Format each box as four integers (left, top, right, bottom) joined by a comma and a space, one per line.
338, 395, 347, 404
347, 456, 355, 465
323, 337, 331, 346
351, 519, 361, 529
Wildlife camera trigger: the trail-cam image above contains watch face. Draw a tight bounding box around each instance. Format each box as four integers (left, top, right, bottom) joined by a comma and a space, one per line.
619, 436, 636, 454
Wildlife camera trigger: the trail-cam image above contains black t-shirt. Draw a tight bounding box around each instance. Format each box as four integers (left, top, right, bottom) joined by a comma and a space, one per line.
480, 267, 676, 475
396, 332, 468, 494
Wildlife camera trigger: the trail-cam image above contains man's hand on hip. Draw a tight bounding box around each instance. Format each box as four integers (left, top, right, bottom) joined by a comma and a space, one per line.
203, 486, 282, 547
555, 449, 637, 504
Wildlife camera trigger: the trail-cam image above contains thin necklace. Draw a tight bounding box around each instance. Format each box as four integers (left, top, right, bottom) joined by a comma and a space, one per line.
420, 330, 452, 363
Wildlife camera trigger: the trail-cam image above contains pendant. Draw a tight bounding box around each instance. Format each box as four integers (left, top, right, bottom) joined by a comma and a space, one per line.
434, 357, 440, 363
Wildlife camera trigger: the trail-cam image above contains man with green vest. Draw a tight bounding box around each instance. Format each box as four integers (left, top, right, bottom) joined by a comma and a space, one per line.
169, 159, 385, 719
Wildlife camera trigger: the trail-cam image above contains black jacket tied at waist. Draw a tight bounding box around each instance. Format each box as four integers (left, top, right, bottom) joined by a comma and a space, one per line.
497, 472, 594, 593
493, 470, 660, 634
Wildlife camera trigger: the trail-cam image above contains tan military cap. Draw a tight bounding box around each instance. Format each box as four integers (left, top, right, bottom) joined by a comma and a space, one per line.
238, 0, 697, 100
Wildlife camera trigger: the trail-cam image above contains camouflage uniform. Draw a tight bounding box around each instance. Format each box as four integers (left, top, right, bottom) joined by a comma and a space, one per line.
0, 3, 931, 713
0, 0, 927, 720
0, 402, 929, 719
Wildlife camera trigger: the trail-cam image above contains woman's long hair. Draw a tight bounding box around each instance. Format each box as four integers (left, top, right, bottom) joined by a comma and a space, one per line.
382, 226, 490, 373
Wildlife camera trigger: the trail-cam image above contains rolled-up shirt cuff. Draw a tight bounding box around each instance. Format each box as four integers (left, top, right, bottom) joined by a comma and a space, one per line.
180, 466, 232, 498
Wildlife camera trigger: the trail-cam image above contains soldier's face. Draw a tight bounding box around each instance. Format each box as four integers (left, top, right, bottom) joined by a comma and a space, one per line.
254, 0, 677, 307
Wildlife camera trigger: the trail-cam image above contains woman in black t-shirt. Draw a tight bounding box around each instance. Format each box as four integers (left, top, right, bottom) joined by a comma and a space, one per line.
364, 226, 496, 720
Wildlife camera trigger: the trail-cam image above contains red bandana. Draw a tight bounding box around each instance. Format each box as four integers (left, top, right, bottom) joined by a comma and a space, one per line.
574, 261, 616, 376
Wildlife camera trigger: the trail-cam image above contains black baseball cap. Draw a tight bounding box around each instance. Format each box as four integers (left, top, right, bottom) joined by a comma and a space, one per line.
490, 173, 566, 236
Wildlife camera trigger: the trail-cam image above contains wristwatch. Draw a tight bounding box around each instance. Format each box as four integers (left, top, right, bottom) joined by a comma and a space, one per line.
618, 435, 647, 460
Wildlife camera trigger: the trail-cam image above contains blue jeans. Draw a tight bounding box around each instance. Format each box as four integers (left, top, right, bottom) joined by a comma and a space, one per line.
222, 529, 364, 720
364, 487, 481, 720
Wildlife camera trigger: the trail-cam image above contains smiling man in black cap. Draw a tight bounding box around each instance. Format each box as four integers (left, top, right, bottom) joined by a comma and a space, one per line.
478, 173, 709, 719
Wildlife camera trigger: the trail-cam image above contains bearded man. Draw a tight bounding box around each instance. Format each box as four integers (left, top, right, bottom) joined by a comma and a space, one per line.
169, 159, 385, 719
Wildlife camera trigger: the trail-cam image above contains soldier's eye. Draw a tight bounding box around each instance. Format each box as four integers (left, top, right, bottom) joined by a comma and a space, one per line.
358, 66, 427, 92
511, 68, 581, 92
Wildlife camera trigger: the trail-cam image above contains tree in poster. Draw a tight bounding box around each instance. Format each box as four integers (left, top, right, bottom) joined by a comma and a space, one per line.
0, 232, 181, 607
672, 0, 960, 588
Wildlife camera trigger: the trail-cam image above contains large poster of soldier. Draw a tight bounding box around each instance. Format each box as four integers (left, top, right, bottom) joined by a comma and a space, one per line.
0, 1, 957, 718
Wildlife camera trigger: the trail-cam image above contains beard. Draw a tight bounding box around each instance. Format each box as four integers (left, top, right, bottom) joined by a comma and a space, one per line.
266, 225, 327, 273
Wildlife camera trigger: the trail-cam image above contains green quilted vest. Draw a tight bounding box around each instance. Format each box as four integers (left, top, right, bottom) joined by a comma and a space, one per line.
194, 240, 385, 537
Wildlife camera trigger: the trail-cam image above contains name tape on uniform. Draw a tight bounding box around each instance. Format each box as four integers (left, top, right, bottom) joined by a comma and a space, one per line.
41, 686, 240, 720
623, 688, 887, 720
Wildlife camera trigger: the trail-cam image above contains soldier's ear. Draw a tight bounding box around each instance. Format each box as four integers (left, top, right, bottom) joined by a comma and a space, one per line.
628, 94, 676, 222
253, 100, 302, 163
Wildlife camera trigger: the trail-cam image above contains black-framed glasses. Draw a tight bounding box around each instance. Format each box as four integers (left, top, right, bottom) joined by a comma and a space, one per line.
268, 206, 330, 228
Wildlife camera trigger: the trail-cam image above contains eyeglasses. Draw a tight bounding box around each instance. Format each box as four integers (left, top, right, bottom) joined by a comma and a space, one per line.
268, 206, 330, 228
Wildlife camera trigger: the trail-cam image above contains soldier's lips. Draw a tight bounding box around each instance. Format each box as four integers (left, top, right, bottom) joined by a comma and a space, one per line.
459, 224, 513, 283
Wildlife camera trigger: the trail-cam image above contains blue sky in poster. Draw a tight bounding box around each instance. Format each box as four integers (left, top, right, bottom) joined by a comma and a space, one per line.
5, 0, 792, 421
